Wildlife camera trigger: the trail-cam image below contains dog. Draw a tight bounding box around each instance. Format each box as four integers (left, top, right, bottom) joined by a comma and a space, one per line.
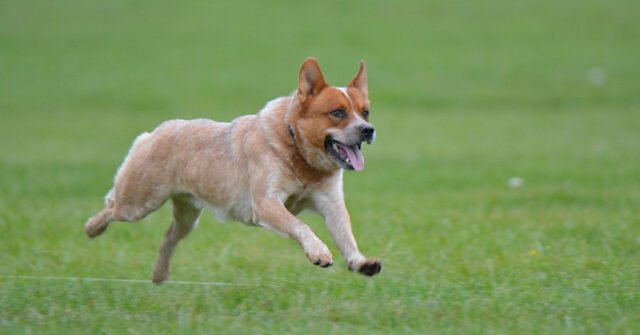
85, 58, 382, 284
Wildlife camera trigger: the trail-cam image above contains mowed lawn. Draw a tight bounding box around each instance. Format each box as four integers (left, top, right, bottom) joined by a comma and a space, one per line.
1, 0, 639, 333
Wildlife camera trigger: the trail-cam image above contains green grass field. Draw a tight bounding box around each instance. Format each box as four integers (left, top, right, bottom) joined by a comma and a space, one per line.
2, 0, 639, 333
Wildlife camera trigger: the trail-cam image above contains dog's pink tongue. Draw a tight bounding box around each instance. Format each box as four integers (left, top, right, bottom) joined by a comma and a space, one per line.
343, 145, 365, 171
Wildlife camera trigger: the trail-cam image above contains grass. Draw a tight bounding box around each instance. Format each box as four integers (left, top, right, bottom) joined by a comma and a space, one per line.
1, 0, 640, 333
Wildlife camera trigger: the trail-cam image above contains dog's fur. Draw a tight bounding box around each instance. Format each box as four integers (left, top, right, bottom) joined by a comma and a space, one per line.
85, 58, 381, 284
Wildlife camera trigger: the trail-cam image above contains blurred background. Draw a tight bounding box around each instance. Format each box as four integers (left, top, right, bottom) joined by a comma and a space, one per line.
1, 0, 639, 333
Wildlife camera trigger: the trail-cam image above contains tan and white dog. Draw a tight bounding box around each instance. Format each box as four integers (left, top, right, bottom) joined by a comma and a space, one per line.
85, 58, 381, 284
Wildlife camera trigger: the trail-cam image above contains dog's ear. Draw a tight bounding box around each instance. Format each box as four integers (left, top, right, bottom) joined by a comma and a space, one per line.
297, 58, 327, 103
348, 60, 368, 100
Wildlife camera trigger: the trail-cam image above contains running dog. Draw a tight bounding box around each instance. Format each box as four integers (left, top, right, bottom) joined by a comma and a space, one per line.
85, 58, 382, 284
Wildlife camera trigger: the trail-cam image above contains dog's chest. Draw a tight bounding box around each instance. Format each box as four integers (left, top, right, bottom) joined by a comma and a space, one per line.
283, 191, 313, 215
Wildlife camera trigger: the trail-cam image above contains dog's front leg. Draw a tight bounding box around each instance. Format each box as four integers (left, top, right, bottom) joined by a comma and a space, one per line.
253, 197, 334, 267
312, 190, 382, 276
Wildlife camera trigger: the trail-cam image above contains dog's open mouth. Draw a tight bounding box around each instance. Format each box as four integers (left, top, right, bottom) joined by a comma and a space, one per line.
325, 137, 365, 171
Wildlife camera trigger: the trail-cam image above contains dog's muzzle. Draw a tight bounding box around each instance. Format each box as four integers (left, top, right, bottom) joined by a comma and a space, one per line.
360, 125, 375, 144
325, 125, 375, 172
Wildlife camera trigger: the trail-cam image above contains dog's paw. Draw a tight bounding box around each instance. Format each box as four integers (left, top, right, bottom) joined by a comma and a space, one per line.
304, 241, 334, 268
84, 219, 107, 238
151, 265, 170, 285
349, 258, 382, 276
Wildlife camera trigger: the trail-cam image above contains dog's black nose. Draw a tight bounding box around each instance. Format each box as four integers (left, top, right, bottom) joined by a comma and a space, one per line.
360, 125, 375, 139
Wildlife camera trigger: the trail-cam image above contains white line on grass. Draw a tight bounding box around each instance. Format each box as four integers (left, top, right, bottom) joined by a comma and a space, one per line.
0, 275, 235, 286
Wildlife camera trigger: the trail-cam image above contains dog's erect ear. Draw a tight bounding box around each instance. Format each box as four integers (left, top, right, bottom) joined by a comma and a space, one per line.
297, 58, 327, 103
348, 60, 368, 100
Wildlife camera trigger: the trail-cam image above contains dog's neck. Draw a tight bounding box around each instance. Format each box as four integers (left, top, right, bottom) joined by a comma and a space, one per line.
276, 97, 340, 184
288, 124, 297, 144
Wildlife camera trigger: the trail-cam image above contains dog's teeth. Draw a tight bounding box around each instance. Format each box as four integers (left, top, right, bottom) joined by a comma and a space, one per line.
332, 143, 338, 151
346, 158, 350, 164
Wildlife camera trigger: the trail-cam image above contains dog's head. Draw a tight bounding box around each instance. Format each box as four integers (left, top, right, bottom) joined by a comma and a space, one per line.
289, 58, 374, 172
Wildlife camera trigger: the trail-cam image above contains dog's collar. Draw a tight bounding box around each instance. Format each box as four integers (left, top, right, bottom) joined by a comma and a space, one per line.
288, 125, 296, 144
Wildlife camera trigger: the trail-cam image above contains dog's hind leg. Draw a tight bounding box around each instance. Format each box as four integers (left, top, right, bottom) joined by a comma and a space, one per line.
85, 184, 170, 238
85, 189, 119, 237
85, 131, 171, 237
152, 196, 202, 285
84, 205, 116, 238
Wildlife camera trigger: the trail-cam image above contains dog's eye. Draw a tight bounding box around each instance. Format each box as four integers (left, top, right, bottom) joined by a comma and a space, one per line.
329, 109, 346, 119
362, 110, 369, 120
